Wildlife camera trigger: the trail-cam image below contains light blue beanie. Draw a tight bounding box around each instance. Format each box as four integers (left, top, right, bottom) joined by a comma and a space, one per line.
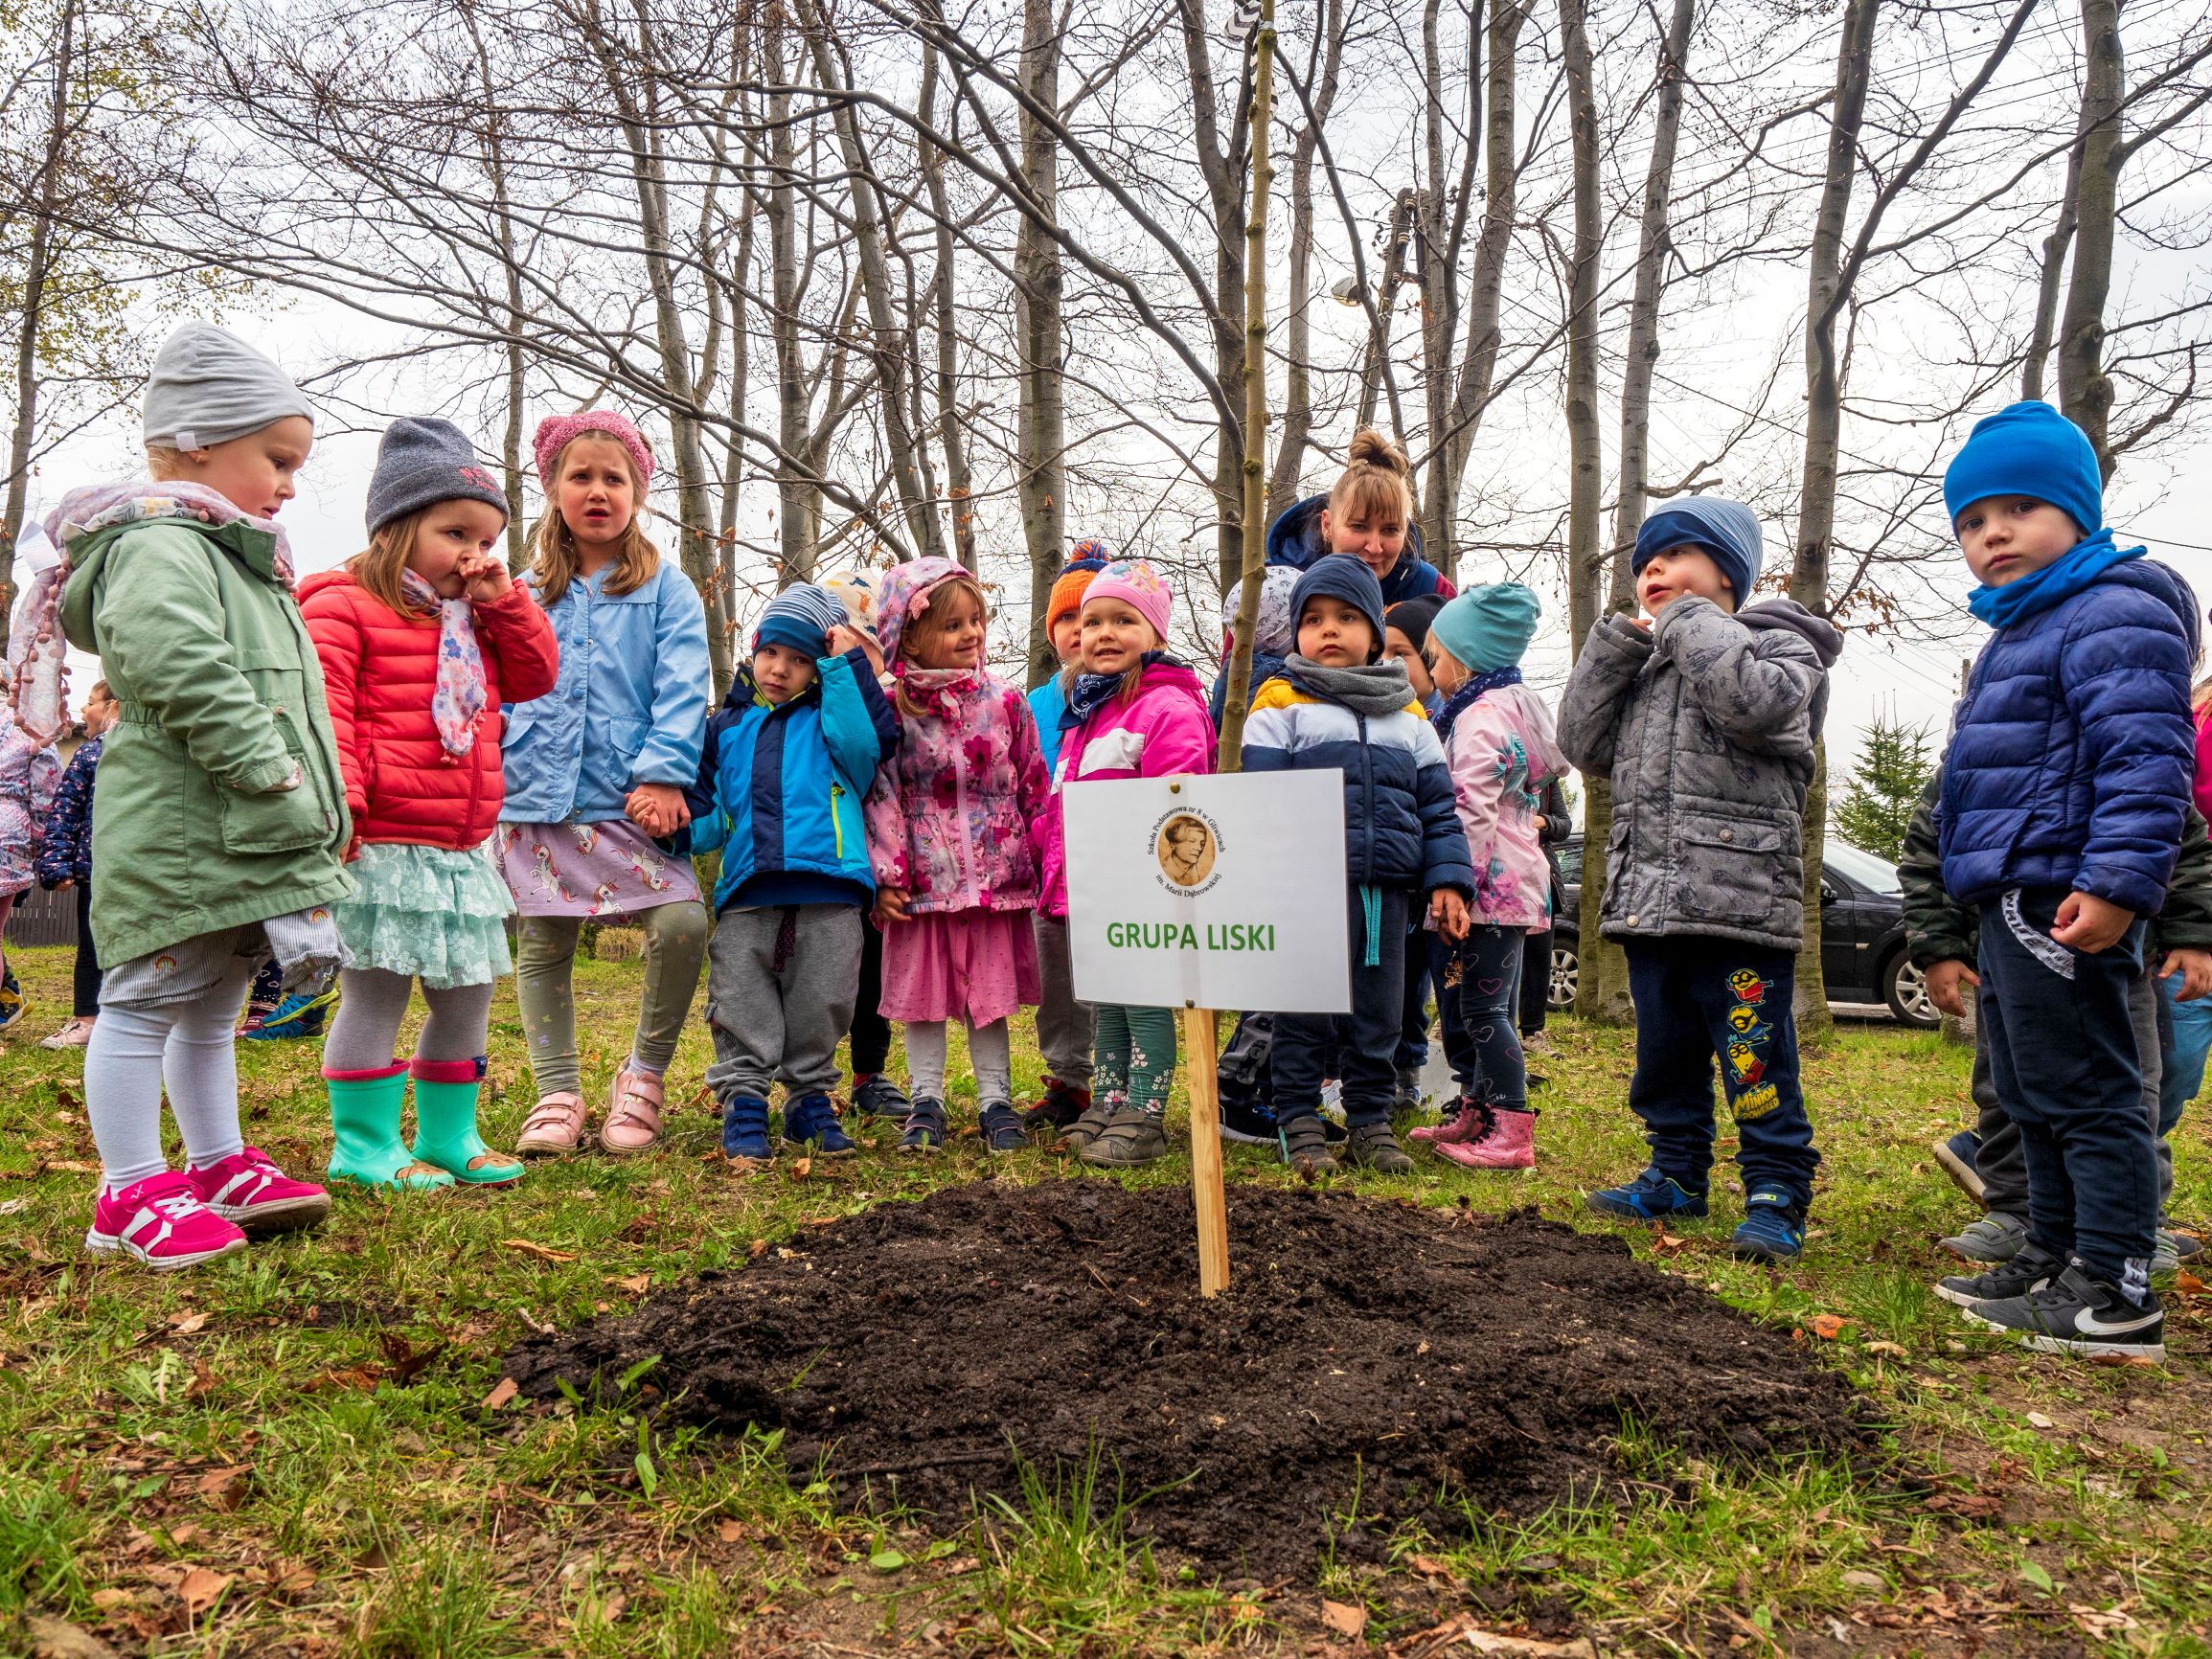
1430, 581, 1541, 673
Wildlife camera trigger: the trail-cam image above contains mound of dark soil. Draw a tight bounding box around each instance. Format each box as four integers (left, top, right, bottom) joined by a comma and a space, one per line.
505, 1181, 1869, 1574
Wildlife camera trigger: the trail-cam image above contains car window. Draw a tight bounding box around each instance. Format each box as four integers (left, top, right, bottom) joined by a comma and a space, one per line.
1559, 841, 1583, 884
1825, 840, 1902, 896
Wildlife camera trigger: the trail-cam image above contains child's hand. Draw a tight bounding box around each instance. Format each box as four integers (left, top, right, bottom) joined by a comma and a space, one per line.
459, 549, 513, 604
2160, 947, 2212, 1001
625, 783, 690, 839
874, 886, 911, 925
1924, 958, 1978, 1018
827, 624, 862, 659
2051, 890, 2135, 953
1429, 887, 1471, 943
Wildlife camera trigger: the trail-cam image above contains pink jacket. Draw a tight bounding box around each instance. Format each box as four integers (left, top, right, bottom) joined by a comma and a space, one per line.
1445, 681, 1566, 929
2193, 704, 2212, 823
1036, 662, 1215, 918
864, 670, 1051, 914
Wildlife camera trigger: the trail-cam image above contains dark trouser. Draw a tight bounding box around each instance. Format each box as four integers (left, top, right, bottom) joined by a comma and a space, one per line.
1395, 922, 1431, 1071
1623, 936, 1819, 1210
1976, 888, 2157, 1291
1274, 886, 1409, 1127
73, 882, 102, 1017
1217, 1011, 1273, 1116
850, 913, 891, 1076
1436, 924, 1527, 1106
1519, 927, 1552, 1034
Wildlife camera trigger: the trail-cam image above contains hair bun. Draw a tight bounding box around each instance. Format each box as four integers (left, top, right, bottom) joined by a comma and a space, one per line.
1346, 427, 1411, 478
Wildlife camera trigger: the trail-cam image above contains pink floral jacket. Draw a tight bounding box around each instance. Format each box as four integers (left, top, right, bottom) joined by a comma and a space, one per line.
864, 670, 1052, 914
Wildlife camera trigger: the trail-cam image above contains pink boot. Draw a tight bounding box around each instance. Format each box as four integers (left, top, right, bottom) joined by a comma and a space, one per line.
1436, 1106, 1536, 1170
1410, 1100, 1490, 1145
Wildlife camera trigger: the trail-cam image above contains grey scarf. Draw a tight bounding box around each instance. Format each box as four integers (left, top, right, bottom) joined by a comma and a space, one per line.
1284, 653, 1414, 719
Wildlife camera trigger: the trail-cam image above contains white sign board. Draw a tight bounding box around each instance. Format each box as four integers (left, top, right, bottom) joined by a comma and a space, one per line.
1062, 770, 1351, 1013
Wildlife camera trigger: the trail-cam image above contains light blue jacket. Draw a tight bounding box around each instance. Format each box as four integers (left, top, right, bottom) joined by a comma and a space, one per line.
499, 560, 712, 825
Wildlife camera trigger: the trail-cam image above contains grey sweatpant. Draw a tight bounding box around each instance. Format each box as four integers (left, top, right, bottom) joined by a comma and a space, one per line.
1975, 964, 2170, 1214
1034, 913, 1094, 1088
703, 903, 863, 1102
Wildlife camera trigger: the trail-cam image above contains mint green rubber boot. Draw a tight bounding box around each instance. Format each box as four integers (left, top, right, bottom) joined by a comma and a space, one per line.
325, 1063, 455, 1192
408, 1059, 524, 1188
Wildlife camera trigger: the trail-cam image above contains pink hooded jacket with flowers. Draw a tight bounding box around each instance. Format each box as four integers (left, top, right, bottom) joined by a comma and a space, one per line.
863, 672, 1051, 914
1446, 681, 1566, 929
1034, 660, 1215, 919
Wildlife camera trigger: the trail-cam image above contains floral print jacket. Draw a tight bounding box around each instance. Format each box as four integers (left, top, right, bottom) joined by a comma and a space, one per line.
864, 670, 1051, 915
1445, 681, 1566, 930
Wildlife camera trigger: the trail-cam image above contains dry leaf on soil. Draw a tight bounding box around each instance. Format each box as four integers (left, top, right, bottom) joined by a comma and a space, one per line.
481, 1377, 519, 1411
1321, 1600, 1368, 1639
194, 1467, 248, 1511
1809, 1313, 1851, 1340
501, 1239, 576, 1264
607, 1273, 651, 1295
177, 1566, 231, 1615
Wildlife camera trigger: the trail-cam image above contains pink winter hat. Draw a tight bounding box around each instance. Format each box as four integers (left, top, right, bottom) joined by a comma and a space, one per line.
1081, 557, 1174, 644
533, 411, 655, 494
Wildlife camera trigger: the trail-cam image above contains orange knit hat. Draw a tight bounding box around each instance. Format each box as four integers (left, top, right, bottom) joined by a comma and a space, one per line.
1047, 566, 1099, 630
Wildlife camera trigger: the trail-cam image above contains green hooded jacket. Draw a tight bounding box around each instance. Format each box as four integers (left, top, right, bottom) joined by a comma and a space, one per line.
59, 512, 352, 966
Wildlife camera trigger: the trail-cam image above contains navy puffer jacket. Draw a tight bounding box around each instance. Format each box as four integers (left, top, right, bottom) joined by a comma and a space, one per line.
1264, 494, 1456, 605
1937, 557, 2198, 915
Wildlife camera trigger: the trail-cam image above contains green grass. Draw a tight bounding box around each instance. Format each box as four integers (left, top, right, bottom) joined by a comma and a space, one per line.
0, 950, 2207, 1654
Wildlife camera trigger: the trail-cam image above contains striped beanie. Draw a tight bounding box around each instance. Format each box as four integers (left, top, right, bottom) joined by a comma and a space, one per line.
754, 583, 846, 658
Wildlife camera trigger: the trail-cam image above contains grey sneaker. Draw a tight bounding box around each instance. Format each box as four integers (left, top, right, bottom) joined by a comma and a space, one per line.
1339, 1121, 1413, 1174
1059, 1101, 1118, 1152
1937, 1240, 2063, 1308
1940, 1211, 2028, 1264
1278, 1113, 1334, 1175
2152, 1231, 2181, 1280
1079, 1108, 1171, 1168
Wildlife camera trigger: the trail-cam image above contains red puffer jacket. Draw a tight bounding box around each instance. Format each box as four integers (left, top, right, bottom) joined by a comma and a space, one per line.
298, 569, 559, 852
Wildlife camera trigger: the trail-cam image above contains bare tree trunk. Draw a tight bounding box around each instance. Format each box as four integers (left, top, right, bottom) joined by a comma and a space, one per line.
1218, 0, 1275, 772
1560, 0, 1602, 650
1015, 0, 1066, 687
2058, 0, 2123, 475
2020, 141, 2082, 403
1790, 0, 1881, 1042
457, 0, 530, 570
1267, 0, 1343, 526
1355, 192, 1414, 432
1176, 0, 1250, 597
765, 17, 818, 581
1, 0, 79, 618
917, 37, 975, 573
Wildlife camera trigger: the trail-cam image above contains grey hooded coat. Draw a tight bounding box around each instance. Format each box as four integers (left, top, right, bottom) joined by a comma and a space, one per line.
1556, 595, 1843, 952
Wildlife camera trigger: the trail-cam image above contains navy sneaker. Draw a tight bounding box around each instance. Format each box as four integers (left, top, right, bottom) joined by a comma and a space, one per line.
900, 1097, 947, 1154
1219, 1095, 1278, 1146
853, 1075, 911, 1118
1933, 1130, 1985, 1204
979, 1101, 1027, 1153
1936, 1239, 2062, 1309
783, 1093, 855, 1157
1585, 1166, 1708, 1222
1732, 1186, 1806, 1262
721, 1094, 771, 1161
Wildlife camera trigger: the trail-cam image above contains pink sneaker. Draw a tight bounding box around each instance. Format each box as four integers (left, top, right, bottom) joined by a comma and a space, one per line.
1409, 1100, 1489, 1145
189, 1147, 331, 1236
601, 1065, 667, 1155
85, 1172, 248, 1271
1436, 1105, 1536, 1170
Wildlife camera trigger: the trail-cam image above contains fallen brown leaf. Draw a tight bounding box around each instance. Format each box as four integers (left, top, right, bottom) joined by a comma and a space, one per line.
2175, 1269, 2205, 1294
500, 1239, 576, 1264
377, 1334, 445, 1384
718, 1518, 746, 1543
1320, 1599, 1367, 1639
1810, 1313, 1851, 1341
1405, 1553, 1454, 1579
168, 1311, 208, 1335
194, 1467, 248, 1512
1864, 1340, 1908, 1357
748, 1239, 768, 1259
607, 1273, 651, 1295
787, 1156, 813, 1180
304, 1367, 383, 1394
166, 1522, 201, 1547
271, 1561, 318, 1597
1463, 1631, 1598, 1659
26, 1615, 117, 1659
177, 1566, 231, 1615
481, 1377, 520, 1411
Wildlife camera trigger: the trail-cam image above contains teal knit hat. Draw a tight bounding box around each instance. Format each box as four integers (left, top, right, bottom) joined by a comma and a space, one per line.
1430, 581, 1541, 673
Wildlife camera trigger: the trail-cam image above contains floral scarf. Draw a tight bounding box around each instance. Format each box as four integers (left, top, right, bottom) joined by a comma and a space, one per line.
45, 480, 298, 587
399, 570, 488, 758
893, 662, 977, 724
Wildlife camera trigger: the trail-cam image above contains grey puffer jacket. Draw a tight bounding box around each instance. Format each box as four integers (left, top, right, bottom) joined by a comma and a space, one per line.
1557, 595, 1843, 952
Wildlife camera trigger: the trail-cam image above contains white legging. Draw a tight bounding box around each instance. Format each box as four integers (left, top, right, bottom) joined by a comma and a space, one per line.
902, 1017, 1014, 1105
85, 960, 256, 1191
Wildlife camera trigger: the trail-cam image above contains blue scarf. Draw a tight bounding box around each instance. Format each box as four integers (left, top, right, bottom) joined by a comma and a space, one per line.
1966, 528, 2142, 628
1063, 650, 1176, 730
1432, 665, 1523, 739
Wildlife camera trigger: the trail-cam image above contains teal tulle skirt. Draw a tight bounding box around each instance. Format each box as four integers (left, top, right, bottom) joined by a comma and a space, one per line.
333, 843, 513, 988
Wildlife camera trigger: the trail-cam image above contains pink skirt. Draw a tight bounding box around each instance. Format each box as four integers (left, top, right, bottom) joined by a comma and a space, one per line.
878, 908, 1040, 1027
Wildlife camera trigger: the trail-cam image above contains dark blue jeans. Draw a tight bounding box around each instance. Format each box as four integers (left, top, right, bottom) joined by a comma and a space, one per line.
1435, 924, 1527, 1106
1395, 923, 1432, 1072
1976, 887, 2157, 1290
1623, 936, 1819, 1210
1275, 886, 1410, 1127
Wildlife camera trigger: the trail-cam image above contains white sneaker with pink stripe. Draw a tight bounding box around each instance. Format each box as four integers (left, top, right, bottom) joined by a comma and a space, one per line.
85, 1172, 248, 1271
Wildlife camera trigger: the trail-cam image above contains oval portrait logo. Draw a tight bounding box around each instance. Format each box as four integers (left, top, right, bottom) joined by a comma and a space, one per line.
1151, 808, 1223, 896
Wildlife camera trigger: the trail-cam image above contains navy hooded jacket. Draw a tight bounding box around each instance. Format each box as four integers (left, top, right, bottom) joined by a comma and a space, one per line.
1937, 557, 2198, 916
1263, 493, 1456, 606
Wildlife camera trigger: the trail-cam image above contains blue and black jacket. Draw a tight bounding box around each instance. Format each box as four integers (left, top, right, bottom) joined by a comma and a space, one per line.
679, 648, 899, 912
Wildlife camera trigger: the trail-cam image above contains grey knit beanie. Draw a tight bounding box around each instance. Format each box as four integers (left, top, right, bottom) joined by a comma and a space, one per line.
142, 322, 315, 451
365, 417, 511, 534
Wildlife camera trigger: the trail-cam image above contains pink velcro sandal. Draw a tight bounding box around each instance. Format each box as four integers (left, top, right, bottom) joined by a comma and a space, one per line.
515, 1091, 588, 1158
600, 1065, 666, 1155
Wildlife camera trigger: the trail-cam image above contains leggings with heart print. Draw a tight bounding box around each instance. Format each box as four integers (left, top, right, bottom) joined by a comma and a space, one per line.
1435, 924, 1528, 1109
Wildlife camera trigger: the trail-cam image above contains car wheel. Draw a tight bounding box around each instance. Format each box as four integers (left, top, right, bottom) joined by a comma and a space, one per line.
1549, 943, 1579, 1011
1884, 953, 1939, 1030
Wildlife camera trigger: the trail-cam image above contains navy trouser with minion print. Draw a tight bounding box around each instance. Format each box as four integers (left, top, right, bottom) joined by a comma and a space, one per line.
1621, 937, 1820, 1210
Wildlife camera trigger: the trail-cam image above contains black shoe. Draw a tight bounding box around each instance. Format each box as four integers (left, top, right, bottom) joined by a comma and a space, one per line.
1278, 1113, 1334, 1174
1340, 1121, 1412, 1174
1936, 1240, 2063, 1309
1218, 1095, 1278, 1146
979, 1100, 1027, 1153
854, 1075, 912, 1118
1963, 1262, 2165, 1362
899, 1096, 947, 1154
1021, 1079, 1090, 1137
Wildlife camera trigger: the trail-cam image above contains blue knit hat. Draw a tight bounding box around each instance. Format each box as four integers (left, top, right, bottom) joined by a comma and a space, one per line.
1289, 555, 1388, 662
753, 583, 845, 658
1942, 399, 2103, 534
1430, 582, 1541, 673
1632, 496, 1766, 604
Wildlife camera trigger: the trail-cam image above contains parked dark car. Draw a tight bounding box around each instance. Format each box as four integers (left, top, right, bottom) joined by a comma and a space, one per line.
1550, 835, 1935, 1029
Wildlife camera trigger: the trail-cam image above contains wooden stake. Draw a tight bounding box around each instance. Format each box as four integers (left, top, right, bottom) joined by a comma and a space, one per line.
1180, 1005, 1230, 1297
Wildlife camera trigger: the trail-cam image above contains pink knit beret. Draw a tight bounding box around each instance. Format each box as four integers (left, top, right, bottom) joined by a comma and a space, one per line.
532, 411, 655, 495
